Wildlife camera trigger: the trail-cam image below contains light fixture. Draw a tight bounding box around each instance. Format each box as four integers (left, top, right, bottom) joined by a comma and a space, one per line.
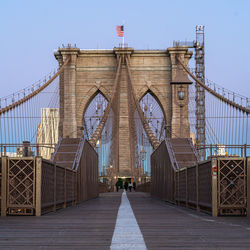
177, 90, 185, 100
170, 64, 192, 102
140, 148, 146, 161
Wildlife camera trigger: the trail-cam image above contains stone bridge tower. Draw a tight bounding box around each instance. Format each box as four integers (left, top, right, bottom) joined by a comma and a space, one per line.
55, 46, 192, 176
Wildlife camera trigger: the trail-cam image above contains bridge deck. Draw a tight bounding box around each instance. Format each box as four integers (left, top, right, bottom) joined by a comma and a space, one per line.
0, 192, 250, 249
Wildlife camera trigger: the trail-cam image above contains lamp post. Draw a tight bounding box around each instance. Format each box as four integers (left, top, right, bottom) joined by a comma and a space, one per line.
95, 137, 102, 180
171, 64, 192, 138
139, 148, 146, 183
106, 163, 116, 191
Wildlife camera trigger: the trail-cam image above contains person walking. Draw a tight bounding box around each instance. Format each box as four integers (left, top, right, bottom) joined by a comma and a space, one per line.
124, 181, 128, 191
128, 182, 133, 192
115, 181, 119, 192
133, 182, 136, 191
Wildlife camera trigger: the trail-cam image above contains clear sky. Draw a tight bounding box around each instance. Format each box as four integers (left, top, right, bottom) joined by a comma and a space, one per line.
0, 0, 250, 98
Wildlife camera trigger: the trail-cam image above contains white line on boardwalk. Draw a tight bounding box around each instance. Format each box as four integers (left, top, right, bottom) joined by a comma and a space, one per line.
110, 191, 147, 250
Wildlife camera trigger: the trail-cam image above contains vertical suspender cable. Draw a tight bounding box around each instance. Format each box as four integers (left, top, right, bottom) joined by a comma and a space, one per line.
238, 109, 241, 149
226, 102, 229, 149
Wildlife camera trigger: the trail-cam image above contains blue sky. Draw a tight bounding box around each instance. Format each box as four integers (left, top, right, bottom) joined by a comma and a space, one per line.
0, 0, 250, 98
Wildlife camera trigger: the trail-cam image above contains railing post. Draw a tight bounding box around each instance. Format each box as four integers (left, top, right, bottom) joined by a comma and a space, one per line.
72, 171, 74, 206
175, 171, 177, 205
176, 170, 179, 205
75, 171, 78, 204
53, 164, 57, 212
1, 156, 7, 216
212, 158, 218, 217
35, 157, 42, 216
196, 163, 200, 212
185, 168, 188, 207
64, 168, 66, 208
247, 157, 250, 217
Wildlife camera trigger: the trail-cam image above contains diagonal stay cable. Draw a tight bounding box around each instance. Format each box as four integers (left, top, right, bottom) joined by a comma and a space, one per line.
125, 56, 160, 150
89, 57, 122, 147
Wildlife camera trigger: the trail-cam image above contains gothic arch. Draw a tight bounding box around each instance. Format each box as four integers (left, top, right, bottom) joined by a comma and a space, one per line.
139, 89, 167, 141
76, 85, 112, 135
81, 90, 109, 139
137, 85, 168, 123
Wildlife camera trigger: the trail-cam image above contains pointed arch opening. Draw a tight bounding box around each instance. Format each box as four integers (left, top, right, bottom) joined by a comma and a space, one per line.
134, 91, 167, 179
82, 91, 108, 140
83, 91, 114, 180
140, 90, 167, 141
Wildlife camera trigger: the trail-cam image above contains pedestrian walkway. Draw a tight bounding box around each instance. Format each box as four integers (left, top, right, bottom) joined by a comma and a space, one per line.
0, 192, 121, 250
127, 192, 250, 249
0, 192, 250, 249
110, 191, 147, 250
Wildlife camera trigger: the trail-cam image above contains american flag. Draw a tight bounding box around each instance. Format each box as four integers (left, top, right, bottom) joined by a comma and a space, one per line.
116, 25, 124, 37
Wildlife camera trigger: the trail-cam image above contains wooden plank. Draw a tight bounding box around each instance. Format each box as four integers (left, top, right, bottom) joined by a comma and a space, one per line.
0, 192, 121, 249
1, 191, 250, 249
127, 192, 250, 250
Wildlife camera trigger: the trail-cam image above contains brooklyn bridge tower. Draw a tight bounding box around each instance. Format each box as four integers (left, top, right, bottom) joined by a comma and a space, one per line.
55, 45, 192, 179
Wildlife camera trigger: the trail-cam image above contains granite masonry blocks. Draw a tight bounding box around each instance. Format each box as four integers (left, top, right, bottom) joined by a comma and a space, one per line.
55, 47, 192, 176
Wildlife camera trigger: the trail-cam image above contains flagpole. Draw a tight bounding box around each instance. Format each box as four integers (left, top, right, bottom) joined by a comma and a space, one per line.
122, 20, 125, 48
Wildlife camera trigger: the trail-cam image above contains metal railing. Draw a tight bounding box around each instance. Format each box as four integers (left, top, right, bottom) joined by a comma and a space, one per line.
0, 156, 77, 216
72, 137, 85, 170
50, 137, 62, 162
1, 139, 98, 216
0, 143, 56, 158
40, 159, 77, 214
151, 141, 175, 202
175, 160, 212, 211
151, 140, 250, 216
196, 144, 250, 160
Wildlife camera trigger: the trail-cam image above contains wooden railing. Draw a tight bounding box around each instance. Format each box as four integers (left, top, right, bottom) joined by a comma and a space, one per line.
175, 160, 212, 212
39, 159, 77, 215
151, 140, 175, 202
0, 140, 98, 216
151, 140, 250, 216
136, 182, 151, 193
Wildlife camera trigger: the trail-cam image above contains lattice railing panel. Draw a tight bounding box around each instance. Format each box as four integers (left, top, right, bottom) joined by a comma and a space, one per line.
218, 158, 246, 214
8, 158, 35, 208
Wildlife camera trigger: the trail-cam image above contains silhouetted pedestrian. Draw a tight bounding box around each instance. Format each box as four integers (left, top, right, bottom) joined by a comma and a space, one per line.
124, 181, 128, 191
128, 182, 132, 192
133, 182, 136, 191
115, 181, 119, 192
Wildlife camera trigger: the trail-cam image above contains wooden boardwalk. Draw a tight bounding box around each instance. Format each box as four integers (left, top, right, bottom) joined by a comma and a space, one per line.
1, 192, 250, 249
128, 192, 250, 250
0, 192, 121, 250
